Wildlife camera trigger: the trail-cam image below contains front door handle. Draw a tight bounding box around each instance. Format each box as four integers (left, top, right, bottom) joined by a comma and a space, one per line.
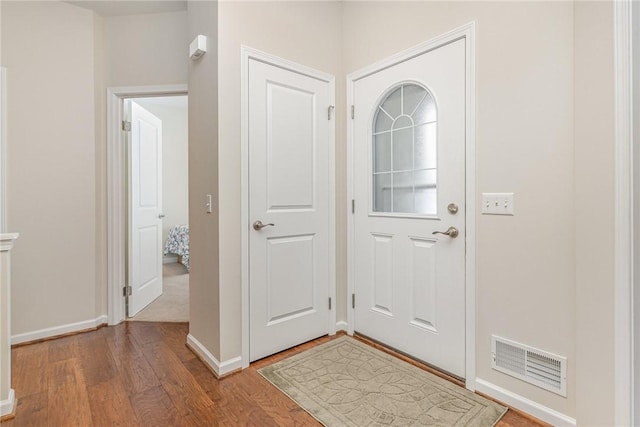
432, 226, 459, 238
253, 220, 275, 231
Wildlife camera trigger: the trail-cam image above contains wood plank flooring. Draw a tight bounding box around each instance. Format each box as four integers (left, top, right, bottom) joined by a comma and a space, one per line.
3, 322, 547, 426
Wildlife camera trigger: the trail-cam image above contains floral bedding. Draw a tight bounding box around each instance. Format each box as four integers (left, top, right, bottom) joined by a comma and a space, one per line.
164, 224, 189, 271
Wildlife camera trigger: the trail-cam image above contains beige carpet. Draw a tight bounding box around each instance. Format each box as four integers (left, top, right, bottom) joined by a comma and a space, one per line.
259, 337, 507, 426
130, 263, 189, 322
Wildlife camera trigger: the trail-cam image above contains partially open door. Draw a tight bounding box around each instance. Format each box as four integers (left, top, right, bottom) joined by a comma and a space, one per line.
128, 101, 163, 316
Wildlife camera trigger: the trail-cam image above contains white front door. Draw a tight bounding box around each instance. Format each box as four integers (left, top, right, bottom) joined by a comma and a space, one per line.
248, 58, 333, 362
353, 39, 466, 377
128, 101, 163, 317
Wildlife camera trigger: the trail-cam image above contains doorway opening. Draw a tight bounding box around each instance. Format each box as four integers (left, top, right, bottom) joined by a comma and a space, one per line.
107, 85, 188, 326
126, 95, 189, 322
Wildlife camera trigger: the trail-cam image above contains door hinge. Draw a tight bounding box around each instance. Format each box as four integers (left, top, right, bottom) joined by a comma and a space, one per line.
122, 121, 131, 132
352, 199, 355, 214
352, 293, 355, 309
351, 105, 355, 120
328, 105, 335, 120
123, 286, 132, 297
329, 297, 332, 310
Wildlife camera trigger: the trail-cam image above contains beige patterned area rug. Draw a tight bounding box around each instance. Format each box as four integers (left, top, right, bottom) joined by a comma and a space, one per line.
259, 337, 507, 426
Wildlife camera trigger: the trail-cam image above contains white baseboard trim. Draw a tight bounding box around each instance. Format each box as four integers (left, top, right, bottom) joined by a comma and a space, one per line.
475, 378, 576, 426
0, 389, 16, 417
163, 255, 178, 264
186, 333, 242, 377
219, 355, 242, 375
11, 315, 108, 345
336, 320, 348, 331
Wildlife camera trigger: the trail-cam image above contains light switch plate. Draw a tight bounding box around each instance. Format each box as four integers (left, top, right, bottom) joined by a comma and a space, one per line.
482, 193, 514, 215
206, 194, 213, 213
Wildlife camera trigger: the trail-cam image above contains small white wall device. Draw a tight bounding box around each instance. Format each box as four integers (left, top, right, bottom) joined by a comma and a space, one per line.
189, 35, 207, 61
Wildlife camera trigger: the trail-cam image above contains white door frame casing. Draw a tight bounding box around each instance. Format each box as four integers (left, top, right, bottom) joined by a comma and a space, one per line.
614, 0, 633, 424
107, 84, 188, 325
346, 22, 477, 390
240, 46, 337, 368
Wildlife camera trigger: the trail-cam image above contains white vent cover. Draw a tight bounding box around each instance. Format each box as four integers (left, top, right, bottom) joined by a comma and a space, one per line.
492, 335, 567, 397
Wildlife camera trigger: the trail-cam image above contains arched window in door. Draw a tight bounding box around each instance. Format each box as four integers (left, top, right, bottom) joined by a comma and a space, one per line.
372, 83, 437, 215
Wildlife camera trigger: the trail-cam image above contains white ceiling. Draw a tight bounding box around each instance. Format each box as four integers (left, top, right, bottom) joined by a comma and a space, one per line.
66, 1, 187, 17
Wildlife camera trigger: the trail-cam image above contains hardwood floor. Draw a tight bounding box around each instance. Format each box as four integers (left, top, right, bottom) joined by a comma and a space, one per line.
3, 322, 547, 426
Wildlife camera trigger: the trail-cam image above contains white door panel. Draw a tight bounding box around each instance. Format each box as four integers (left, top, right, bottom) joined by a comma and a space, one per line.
353, 39, 466, 377
267, 84, 315, 209
128, 101, 163, 317
249, 59, 332, 362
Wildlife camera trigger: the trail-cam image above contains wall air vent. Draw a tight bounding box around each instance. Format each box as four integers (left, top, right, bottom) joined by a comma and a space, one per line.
492, 335, 567, 397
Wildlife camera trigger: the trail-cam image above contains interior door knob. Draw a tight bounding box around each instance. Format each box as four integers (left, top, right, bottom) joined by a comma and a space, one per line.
253, 220, 275, 231
158, 214, 165, 219
432, 226, 459, 238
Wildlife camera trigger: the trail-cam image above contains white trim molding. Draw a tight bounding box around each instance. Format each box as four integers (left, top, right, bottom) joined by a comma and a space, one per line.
0, 233, 18, 419
107, 84, 188, 325
475, 379, 576, 427
240, 46, 337, 368
11, 315, 107, 345
0, 67, 7, 233
614, 0, 634, 425
186, 334, 242, 378
0, 233, 19, 251
0, 389, 16, 418
336, 320, 348, 332
163, 255, 178, 264
345, 22, 477, 391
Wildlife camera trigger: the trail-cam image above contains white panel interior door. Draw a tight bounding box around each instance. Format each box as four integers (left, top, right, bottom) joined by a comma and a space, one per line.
128, 101, 163, 317
249, 58, 332, 362
353, 39, 466, 377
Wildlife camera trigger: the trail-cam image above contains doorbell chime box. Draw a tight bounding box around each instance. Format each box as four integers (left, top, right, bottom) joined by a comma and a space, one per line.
190, 35, 207, 60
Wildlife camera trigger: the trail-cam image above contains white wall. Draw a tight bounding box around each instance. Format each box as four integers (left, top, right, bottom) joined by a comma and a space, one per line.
217, 1, 343, 362
0, 2, 2, 63
103, 11, 188, 87
134, 98, 189, 245
2, 1, 99, 335
93, 13, 106, 316
1, 2, 188, 338
187, 0, 220, 359
0, 66, 5, 234
0, 2, 4, 234
0, 4, 10, 413
574, 3, 616, 425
